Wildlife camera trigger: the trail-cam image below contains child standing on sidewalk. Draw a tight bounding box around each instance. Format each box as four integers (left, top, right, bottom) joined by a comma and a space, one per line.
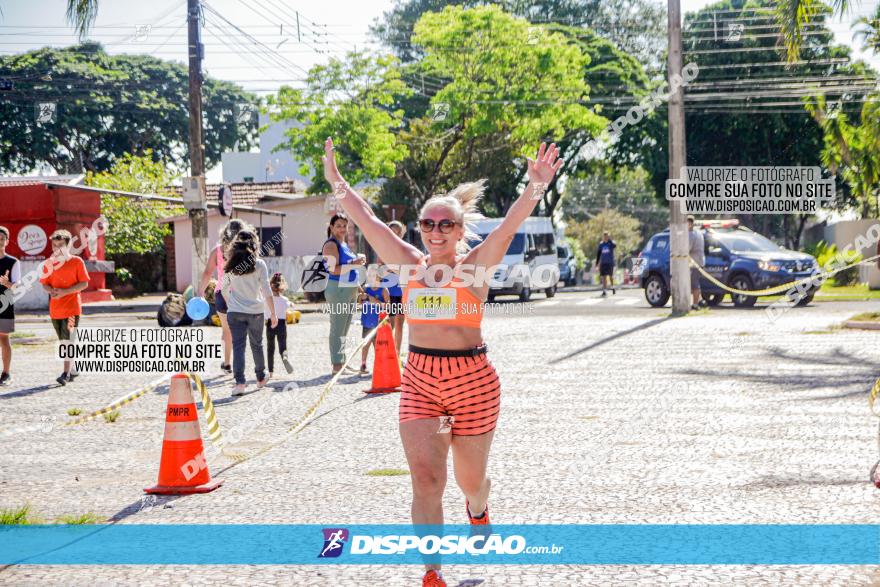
39, 229, 90, 386
265, 272, 294, 378
358, 268, 389, 375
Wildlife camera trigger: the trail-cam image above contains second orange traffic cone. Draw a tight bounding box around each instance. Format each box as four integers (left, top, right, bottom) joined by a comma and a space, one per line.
145, 374, 223, 495
365, 312, 402, 394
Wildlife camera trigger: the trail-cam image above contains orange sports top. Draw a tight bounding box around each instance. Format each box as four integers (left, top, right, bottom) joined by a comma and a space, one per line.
403, 259, 484, 329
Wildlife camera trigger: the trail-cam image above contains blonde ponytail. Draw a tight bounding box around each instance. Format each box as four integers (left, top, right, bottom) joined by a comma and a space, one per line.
421, 179, 486, 253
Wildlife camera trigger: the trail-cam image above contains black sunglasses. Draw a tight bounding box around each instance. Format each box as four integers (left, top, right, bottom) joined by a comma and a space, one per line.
418, 219, 458, 234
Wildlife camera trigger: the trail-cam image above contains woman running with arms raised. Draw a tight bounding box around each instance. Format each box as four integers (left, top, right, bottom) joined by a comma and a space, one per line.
322, 138, 562, 587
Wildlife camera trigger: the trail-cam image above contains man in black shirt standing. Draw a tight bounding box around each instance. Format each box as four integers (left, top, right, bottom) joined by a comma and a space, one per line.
0, 226, 20, 386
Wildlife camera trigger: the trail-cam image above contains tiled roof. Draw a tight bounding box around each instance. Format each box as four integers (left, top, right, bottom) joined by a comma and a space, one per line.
0, 175, 83, 187
169, 180, 307, 206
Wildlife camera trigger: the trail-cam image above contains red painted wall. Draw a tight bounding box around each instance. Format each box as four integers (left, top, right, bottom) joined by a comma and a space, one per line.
0, 184, 108, 290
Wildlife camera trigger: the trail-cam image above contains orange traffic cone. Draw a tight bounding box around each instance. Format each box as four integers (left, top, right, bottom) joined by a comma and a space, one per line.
145, 374, 223, 495
365, 313, 402, 394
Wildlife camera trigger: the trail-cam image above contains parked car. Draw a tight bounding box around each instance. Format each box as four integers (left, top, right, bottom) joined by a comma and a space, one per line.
471, 217, 560, 302
557, 242, 577, 286
639, 220, 819, 308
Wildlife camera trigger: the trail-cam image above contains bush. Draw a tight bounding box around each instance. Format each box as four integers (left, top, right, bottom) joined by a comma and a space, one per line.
115, 268, 132, 283
809, 241, 862, 286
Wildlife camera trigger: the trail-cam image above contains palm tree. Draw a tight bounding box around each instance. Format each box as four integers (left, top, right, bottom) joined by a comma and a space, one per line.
775, 0, 851, 62
66, 0, 100, 38
853, 4, 880, 53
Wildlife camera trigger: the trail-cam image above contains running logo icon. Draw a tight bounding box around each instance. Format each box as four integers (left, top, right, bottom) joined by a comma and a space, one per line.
319, 528, 349, 558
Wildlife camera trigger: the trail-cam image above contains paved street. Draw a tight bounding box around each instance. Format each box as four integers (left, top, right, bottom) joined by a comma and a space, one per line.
1, 289, 878, 585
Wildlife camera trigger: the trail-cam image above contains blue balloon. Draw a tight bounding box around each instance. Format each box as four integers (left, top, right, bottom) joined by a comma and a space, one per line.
186, 297, 210, 321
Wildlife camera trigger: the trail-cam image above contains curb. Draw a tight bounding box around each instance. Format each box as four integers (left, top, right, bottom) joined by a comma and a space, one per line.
843, 321, 880, 331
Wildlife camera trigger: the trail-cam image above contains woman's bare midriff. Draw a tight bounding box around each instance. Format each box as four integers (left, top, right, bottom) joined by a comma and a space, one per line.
407, 322, 484, 350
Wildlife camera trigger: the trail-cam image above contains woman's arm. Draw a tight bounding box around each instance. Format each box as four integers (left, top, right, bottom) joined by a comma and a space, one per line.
323, 138, 422, 267
322, 241, 340, 275
198, 252, 217, 294
469, 143, 563, 268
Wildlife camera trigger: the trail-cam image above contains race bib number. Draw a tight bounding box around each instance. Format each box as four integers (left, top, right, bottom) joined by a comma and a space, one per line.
407, 287, 456, 320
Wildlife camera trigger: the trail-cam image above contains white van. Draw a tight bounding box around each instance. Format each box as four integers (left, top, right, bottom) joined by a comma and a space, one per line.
469, 217, 560, 301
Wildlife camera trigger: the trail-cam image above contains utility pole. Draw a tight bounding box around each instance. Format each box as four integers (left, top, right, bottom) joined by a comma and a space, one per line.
186, 0, 208, 293
667, 0, 691, 315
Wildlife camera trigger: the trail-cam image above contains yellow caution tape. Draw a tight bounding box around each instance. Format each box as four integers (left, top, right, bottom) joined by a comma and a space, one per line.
0, 374, 168, 438
870, 377, 880, 486
689, 254, 880, 297
870, 376, 880, 419
185, 372, 225, 446
217, 317, 389, 466
63, 374, 171, 427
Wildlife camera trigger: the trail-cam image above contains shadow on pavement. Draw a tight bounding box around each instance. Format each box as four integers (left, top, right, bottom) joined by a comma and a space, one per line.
739, 476, 866, 489
679, 345, 875, 395
0, 383, 58, 400
107, 494, 185, 523
548, 317, 669, 364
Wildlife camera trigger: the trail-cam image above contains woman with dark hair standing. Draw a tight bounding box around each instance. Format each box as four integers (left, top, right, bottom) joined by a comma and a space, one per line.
322, 214, 365, 374
199, 218, 250, 374
222, 230, 277, 396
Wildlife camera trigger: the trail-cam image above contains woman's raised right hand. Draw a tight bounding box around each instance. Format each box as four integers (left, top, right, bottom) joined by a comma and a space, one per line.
322, 137, 344, 186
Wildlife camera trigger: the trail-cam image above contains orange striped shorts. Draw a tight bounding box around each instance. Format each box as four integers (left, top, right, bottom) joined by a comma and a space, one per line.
400, 345, 501, 436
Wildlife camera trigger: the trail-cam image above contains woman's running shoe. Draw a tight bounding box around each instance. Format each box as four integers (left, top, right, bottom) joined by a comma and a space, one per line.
466, 499, 490, 525
422, 569, 446, 587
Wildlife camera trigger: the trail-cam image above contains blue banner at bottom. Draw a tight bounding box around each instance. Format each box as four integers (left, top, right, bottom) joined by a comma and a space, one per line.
1, 524, 877, 565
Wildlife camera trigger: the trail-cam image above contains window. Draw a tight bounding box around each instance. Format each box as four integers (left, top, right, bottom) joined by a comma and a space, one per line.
531, 233, 552, 256
717, 233, 780, 253
508, 233, 526, 255
473, 233, 527, 255
705, 235, 725, 256
258, 227, 282, 256
654, 236, 668, 250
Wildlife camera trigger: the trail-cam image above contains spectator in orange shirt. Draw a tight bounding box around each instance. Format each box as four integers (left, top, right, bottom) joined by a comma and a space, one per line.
39, 229, 90, 386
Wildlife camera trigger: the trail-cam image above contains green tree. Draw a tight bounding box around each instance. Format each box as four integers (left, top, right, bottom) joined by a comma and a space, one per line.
613, 0, 866, 248
65, 0, 99, 38
774, 0, 849, 62
853, 4, 880, 53
371, 0, 666, 67
268, 51, 412, 194
379, 6, 625, 218
0, 43, 257, 174
805, 94, 880, 218
566, 209, 642, 267
562, 166, 668, 241
86, 151, 183, 255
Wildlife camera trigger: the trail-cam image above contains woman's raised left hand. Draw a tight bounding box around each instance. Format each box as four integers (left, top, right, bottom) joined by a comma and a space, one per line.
527, 142, 564, 186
